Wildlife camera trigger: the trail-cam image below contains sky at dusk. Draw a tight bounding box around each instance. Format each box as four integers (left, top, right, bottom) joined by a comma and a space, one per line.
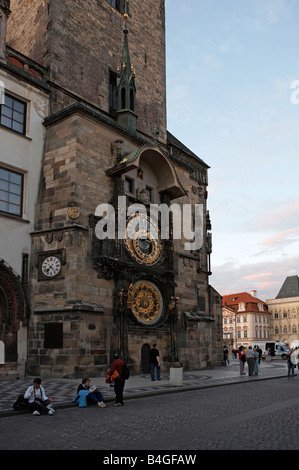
165, 0, 299, 301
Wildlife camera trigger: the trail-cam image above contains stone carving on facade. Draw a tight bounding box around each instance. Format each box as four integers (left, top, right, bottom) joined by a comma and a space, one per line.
92, 257, 116, 280
168, 296, 179, 316
118, 288, 127, 308
136, 187, 149, 204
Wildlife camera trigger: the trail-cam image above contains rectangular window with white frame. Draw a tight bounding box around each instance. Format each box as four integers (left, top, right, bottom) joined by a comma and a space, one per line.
0, 166, 24, 217
0, 93, 27, 135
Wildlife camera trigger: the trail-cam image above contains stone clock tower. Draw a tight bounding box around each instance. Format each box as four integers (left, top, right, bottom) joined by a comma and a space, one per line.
6, 0, 223, 377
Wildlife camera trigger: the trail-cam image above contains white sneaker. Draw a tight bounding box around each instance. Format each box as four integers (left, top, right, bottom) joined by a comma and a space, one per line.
98, 402, 107, 408
48, 409, 54, 415
32, 410, 40, 415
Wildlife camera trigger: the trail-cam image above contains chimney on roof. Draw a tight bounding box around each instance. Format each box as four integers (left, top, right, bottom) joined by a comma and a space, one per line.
251, 290, 257, 298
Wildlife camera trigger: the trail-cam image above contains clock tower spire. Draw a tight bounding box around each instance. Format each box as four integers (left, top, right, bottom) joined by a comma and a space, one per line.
116, 1, 137, 134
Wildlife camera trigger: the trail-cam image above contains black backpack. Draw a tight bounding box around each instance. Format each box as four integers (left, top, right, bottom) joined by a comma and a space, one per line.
12, 394, 28, 411
121, 362, 130, 380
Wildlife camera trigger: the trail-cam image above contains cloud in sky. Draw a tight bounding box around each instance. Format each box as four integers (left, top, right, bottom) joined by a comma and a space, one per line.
260, 227, 299, 249
166, 0, 299, 299
211, 254, 299, 300
256, 201, 299, 232
253, 0, 292, 26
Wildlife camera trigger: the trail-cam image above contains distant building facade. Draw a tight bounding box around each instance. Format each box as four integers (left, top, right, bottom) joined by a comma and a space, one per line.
267, 276, 299, 347
223, 290, 271, 349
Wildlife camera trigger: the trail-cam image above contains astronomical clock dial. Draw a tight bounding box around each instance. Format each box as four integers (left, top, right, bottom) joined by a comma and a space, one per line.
130, 281, 163, 325
41, 255, 62, 278
124, 214, 162, 266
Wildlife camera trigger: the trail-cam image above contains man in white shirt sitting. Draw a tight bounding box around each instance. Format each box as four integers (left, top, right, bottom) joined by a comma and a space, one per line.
24, 378, 54, 415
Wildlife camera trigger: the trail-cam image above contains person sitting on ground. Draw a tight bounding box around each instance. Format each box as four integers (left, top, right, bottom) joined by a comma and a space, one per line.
76, 378, 107, 408
24, 377, 55, 416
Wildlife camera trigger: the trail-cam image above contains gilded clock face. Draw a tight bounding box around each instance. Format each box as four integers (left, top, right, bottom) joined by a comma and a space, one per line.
41, 256, 61, 278
130, 281, 163, 325
124, 214, 162, 266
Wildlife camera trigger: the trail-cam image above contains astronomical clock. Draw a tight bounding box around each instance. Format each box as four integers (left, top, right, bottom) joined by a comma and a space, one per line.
91, 144, 184, 362
124, 214, 163, 266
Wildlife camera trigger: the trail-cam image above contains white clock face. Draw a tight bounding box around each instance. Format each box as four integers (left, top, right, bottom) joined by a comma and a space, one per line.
41, 256, 61, 278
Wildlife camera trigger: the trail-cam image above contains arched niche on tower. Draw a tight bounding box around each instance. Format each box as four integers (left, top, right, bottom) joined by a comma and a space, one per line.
107, 145, 186, 202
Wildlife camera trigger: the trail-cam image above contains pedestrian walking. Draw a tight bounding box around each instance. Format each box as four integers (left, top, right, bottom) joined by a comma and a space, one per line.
150, 343, 161, 381
256, 345, 262, 364
238, 346, 246, 375
253, 347, 259, 375
246, 346, 255, 376
107, 353, 126, 406
75, 378, 107, 408
265, 348, 271, 363
287, 349, 296, 378
223, 344, 230, 365
24, 378, 55, 415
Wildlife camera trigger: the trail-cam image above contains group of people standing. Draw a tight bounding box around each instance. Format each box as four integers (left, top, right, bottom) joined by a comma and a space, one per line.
238, 345, 261, 376
231, 344, 299, 379
224, 343, 262, 376
223, 345, 262, 376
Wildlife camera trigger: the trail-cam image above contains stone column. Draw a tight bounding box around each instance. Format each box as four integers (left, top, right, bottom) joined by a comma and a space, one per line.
0, 0, 10, 63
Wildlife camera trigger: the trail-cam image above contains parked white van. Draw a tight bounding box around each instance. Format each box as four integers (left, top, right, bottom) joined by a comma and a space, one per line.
253, 341, 289, 359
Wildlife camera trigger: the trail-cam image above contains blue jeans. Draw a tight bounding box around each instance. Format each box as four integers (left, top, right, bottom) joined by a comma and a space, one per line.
88, 391, 104, 403
150, 362, 160, 380
288, 362, 295, 377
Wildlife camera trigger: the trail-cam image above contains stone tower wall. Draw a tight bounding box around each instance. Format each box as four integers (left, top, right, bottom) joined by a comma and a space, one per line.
7, 0, 167, 143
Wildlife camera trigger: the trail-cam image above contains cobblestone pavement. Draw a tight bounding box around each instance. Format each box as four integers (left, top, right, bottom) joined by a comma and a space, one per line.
0, 358, 290, 416
0, 374, 298, 452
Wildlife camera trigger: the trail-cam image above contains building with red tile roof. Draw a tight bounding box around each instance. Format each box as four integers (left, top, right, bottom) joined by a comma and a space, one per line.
222, 290, 271, 349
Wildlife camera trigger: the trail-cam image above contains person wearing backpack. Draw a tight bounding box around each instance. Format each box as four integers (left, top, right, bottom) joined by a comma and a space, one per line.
107, 353, 126, 407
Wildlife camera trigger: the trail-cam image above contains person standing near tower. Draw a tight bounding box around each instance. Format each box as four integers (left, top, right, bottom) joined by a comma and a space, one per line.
150, 343, 161, 381
107, 353, 125, 406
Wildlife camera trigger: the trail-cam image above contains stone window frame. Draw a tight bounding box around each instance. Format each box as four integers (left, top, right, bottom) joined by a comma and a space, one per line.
125, 176, 134, 195
145, 185, 153, 202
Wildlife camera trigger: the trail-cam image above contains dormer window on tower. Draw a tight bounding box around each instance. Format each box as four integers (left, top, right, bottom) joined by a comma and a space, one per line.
106, 0, 126, 14
119, 83, 135, 112
109, 70, 117, 115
